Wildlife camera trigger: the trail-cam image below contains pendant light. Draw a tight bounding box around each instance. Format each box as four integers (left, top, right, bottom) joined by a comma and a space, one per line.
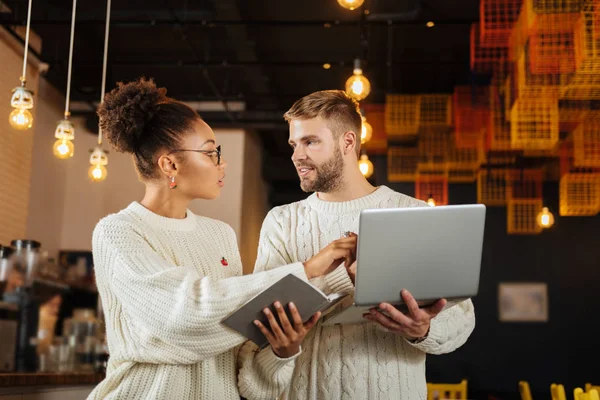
345, 58, 371, 101
89, 0, 111, 182
9, 0, 34, 130
53, 0, 77, 159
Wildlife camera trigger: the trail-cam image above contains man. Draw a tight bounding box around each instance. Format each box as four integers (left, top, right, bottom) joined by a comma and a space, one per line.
253, 90, 475, 400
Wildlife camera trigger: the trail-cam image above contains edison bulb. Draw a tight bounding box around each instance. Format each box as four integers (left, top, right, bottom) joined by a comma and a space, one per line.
337, 0, 365, 10
358, 154, 374, 178
361, 119, 373, 144
427, 196, 436, 207
53, 139, 74, 159
9, 108, 33, 130
536, 207, 554, 228
345, 71, 371, 101
89, 164, 108, 182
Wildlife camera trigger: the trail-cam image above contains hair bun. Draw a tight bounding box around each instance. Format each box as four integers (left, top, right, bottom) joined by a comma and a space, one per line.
98, 77, 168, 154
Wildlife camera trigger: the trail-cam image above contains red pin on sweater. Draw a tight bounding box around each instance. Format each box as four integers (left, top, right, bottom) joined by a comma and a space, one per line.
221, 257, 228, 266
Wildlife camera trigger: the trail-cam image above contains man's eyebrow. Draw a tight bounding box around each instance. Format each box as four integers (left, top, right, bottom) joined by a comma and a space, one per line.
288, 135, 320, 144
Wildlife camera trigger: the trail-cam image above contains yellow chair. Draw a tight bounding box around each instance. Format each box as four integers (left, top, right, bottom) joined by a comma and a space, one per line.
587, 385, 600, 394
574, 388, 600, 400
519, 380, 533, 400
427, 379, 468, 400
551, 383, 567, 400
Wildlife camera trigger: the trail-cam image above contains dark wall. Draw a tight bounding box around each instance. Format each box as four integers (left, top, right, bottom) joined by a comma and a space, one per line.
372, 155, 600, 400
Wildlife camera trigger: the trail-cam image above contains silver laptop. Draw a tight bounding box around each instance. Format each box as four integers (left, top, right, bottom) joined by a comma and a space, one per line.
322, 204, 485, 326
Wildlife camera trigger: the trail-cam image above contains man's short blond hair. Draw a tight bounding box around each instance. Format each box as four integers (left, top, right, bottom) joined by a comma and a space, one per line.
284, 90, 362, 157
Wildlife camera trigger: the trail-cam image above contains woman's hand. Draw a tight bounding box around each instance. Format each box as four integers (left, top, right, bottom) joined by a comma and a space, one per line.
254, 301, 320, 358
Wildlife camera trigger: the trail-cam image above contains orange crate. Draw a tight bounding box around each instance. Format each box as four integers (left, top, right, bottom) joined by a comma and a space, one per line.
454, 86, 490, 149
525, 0, 584, 29
387, 146, 421, 182
478, 169, 509, 206
507, 198, 544, 234
559, 172, 600, 215
415, 167, 449, 206
529, 29, 577, 74
573, 120, 600, 168
480, 0, 524, 47
471, 23, 509, 73
516, 49, 564, 97
510, 97, 559, 150
385, 95, 421, 137
488, 80, 513, 151
362, 104, 387, 155
506, 169, 544, 199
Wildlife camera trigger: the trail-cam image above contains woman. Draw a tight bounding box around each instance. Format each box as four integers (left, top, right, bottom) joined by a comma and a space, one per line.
88, 78, 356, 400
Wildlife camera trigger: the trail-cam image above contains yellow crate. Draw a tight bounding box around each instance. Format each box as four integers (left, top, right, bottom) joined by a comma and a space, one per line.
418, 129, 452, 161
561, 3, 600, 99
385, 95, 421, 137
478, 169, 508, 206
511, 97, 560, 150
573, 120, 600, 167
419, 94, 452, 127
559, 172, 600, 215
387, 146, 421, 182
507, 198, 544, 234
560, 70, 600, 100
509, 2, 530, 61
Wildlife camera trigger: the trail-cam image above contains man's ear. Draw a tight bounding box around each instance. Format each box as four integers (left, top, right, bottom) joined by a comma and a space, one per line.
342, 130, 358, 156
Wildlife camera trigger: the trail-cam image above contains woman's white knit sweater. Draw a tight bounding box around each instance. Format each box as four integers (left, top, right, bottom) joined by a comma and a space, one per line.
88, 201, 307, 400
254, 186, 476, 400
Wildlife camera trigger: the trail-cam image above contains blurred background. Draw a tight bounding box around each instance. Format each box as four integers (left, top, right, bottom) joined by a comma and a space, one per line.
0, 0, 598, 399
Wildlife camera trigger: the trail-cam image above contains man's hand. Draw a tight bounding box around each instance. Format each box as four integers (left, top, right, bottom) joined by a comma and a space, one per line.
363, 289, 446, 340
254, 301, 320, 358
303, 235, 357, 279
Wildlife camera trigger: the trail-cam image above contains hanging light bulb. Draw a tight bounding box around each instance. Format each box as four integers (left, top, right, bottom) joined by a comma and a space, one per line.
89, 147, 108, 182
345, 59, 371, 101
536, 207, 555, 229
9, 106, 33, 130
361, 116, 373, 144
358, 153, 374, 178
9, 0, 34, 130
337, 0, 365, 10
53, 0, 78, 159
53, 118, 75, 159
427, 194, 436, 207
89, 0, 112, 182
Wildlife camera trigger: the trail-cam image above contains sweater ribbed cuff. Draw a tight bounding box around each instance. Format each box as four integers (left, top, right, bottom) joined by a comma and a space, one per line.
406, 319, 444, 352
324, 265, 355, 295
255, 345, 302, 375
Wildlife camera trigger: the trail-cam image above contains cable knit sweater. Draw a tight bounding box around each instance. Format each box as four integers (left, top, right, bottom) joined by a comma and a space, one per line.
254, 186, 476, 400
88, 201, 307, 400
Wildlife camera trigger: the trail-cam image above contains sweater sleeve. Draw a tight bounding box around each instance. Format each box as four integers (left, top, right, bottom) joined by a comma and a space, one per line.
237, 341, 301, 400
92, 218, 307, 365
254, 210, 354, 296
407, 298, 476, 355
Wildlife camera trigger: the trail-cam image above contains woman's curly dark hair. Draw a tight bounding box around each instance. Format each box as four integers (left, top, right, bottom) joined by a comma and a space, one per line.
98, 77, 200, 180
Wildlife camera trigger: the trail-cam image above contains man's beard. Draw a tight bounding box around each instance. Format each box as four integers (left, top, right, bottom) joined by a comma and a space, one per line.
297, 146, 344, 193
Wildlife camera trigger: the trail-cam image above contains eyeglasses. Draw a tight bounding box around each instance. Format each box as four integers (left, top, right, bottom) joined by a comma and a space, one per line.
170, 145, 221, 166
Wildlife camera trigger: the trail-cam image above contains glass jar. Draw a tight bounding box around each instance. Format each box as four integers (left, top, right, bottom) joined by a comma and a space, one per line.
65, 308, 98, 372
10, 240, 41, 287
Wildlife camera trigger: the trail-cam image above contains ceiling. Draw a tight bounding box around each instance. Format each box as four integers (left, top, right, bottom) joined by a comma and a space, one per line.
0, 0, 481, 205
